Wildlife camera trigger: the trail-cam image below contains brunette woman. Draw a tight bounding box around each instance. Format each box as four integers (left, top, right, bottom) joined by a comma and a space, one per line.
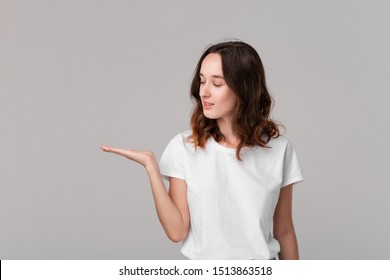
101, 41, 304, 260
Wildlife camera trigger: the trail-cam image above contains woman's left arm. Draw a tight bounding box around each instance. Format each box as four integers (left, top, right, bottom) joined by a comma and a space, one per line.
273, 184, 299, 260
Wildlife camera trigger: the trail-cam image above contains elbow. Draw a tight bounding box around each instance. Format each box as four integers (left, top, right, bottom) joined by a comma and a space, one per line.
274, 227, 290, 239
273, 222, 295, 241
169, 236, 184, 243
167, 229, 188, 243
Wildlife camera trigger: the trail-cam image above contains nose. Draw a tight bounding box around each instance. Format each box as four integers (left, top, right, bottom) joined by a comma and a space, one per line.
199, 83, 210, 98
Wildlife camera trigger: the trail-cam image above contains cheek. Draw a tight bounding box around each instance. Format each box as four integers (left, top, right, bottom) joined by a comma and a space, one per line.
221, 91, 238, 109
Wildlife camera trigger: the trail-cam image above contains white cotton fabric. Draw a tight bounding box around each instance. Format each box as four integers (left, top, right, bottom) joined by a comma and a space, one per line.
159, 130, 304, 260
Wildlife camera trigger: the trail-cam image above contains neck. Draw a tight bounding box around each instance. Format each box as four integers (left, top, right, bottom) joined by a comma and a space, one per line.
217, 119, 239, 148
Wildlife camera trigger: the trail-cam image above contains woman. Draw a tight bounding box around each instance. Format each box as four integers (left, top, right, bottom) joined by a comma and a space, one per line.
101, 41, 304, 260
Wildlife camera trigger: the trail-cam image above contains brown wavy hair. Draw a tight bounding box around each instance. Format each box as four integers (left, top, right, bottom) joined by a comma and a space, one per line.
189, 41, 281, 160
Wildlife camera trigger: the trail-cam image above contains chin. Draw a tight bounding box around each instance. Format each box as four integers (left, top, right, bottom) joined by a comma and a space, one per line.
203, 112, 217, 119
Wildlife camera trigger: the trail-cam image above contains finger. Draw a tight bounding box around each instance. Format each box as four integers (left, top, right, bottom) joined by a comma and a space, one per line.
100, 146, 124, 154
100, 146, 114, 152
101, 146, 135, 159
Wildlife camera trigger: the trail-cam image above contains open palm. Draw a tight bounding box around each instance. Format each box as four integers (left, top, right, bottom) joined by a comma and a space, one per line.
100, 146, 155, 168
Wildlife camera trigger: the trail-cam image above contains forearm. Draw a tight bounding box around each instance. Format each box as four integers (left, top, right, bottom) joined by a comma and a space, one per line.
275, 230, 299, 260
145, 159, 187, 242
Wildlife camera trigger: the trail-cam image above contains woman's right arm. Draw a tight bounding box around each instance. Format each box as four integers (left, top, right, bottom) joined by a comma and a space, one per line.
100, 146, 190, 242
145, 158, 190, 242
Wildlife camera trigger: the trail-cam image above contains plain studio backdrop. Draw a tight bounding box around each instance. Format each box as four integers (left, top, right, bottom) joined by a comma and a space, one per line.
1, 0, 389, 259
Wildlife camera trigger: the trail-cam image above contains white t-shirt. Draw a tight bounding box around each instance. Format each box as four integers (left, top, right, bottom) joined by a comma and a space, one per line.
159, 130, 304, 260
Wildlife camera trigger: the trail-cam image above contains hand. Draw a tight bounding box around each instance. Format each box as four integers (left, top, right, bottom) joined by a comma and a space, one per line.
100, 145, 156, 169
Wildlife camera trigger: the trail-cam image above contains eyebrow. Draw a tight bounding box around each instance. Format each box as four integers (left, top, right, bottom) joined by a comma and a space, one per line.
199, 73, 225, 80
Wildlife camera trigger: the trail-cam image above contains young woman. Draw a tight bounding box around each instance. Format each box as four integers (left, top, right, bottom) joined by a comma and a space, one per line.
101, 41, 304, 260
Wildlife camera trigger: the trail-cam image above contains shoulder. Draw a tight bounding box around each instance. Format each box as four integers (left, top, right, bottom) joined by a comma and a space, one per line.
266, 135, 290, 150
165, 130, 193, 149
259, 135, 299, 160
267, 135, 302, 170
169, 130, 192, 143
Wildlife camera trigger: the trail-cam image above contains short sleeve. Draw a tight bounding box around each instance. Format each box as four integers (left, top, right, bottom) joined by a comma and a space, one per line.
159, 134, 186, 181
281, 140, 304, 188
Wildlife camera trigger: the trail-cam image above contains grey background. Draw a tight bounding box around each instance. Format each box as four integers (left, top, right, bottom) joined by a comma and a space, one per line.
1, 0, 389, 259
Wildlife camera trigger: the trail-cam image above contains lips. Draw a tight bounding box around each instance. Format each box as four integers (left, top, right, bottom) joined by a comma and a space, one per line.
203, 101, 214, 106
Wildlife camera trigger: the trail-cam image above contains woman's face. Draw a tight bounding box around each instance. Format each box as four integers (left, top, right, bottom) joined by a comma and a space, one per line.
199, 53, 238, 123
